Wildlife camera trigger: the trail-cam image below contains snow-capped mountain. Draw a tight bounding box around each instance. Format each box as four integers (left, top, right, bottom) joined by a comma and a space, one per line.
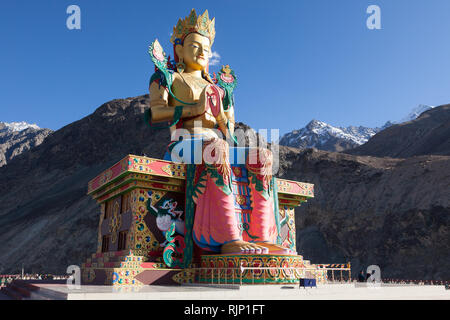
398, 104, 434, 123
0, 121, 40, 132
379, 104, 435, 129
279, 120, 381, 152
0, 121, 52, 167
279, 104, 435, 152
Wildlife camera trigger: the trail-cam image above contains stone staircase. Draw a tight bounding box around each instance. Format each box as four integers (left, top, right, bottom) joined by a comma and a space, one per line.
82, 250, 164, 269
81, 249, 175, 285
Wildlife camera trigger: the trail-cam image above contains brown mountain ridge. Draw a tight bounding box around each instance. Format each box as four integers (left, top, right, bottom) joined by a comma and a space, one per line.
347, 104, 450, 158
0, 95, 448, 281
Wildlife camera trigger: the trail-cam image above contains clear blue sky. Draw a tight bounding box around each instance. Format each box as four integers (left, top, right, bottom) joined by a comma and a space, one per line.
1, 0, 450, 135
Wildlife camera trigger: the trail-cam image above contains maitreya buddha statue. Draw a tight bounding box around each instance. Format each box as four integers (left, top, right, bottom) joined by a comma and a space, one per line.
146, 9, 294, 256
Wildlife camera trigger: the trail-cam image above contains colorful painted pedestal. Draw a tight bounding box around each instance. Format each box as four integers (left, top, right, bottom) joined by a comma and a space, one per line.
82, 155, 326, 286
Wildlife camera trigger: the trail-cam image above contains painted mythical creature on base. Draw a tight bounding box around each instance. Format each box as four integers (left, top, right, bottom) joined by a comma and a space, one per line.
146, 9, 294, 256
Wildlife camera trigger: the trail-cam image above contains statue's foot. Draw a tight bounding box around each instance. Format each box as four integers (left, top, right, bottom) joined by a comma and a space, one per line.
253, 242, 295, 255
221, 240, 269, 255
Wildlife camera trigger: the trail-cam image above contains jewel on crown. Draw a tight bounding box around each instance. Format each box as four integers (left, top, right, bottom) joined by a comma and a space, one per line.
170, 9, 216, 46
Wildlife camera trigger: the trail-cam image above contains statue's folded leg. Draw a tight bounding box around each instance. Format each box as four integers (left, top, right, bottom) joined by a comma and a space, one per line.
247, 182, 292, 254
191, 139, 269, 255
192, 168, 241, 252
246, 147, 293, 255
192, 138, 241, 252
246, 181, 277, 243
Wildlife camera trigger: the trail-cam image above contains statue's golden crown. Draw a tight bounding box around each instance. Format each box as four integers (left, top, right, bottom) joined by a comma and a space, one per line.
170, 9, 216, 46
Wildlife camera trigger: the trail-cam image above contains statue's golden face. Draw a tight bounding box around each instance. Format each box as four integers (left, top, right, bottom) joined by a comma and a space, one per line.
176, 32, 211, 71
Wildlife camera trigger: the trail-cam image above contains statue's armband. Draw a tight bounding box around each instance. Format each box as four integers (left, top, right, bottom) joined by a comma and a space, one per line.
149, 78, 169, 107
216, 65, 238, 111
147, 38, 194, 107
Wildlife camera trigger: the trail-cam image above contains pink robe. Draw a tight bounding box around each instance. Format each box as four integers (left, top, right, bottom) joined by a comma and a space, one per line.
192, 140, 277, 252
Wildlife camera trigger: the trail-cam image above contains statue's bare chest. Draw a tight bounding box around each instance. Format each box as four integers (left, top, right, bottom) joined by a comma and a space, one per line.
171, 74, 209, 103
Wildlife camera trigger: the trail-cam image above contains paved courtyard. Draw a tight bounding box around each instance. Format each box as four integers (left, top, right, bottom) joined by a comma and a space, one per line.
25, 283, 449, 300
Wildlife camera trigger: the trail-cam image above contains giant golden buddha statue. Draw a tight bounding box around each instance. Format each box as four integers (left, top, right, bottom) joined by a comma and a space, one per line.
147, 9, 293, 256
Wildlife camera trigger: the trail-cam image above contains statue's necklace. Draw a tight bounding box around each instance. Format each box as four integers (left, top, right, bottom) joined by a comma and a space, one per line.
180, 72, 209, 91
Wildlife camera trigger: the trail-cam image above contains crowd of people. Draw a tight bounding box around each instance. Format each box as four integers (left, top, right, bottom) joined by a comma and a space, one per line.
0, 274, 70, 287
356, 270, 448, 286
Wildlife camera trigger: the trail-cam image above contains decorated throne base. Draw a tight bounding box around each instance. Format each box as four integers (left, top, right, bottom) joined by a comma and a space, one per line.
82, 155, 326, 286
198, 253, 327, 285
81, 250, 328, 286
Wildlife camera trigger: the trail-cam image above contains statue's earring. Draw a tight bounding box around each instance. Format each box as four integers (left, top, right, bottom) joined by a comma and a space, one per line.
176, 58, 185, 73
